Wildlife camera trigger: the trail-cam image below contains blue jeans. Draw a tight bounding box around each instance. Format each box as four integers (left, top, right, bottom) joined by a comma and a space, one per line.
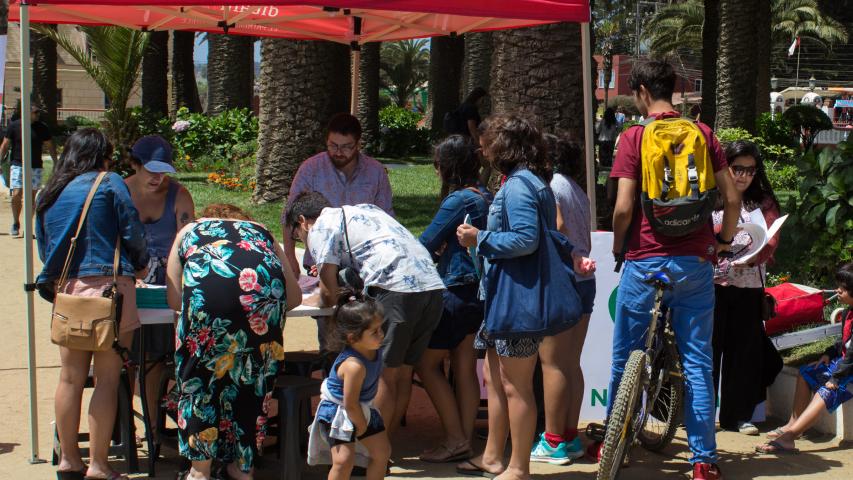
608, 256, 717, 464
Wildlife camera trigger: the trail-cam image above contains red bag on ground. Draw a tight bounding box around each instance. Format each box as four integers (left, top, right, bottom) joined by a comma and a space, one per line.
764, 283, 826, 336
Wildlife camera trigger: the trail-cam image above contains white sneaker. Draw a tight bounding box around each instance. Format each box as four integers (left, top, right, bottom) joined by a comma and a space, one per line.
738, 422, 759, 436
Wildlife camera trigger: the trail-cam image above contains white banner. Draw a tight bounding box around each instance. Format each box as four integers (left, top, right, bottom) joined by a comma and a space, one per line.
580, 232, 619, 421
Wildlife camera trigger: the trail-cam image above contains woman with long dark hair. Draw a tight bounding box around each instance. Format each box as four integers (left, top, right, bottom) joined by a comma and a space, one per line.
711, 140, 784, 436
595, 107, 620, 168
417, 135, 489, 462
36, 129, 149, 480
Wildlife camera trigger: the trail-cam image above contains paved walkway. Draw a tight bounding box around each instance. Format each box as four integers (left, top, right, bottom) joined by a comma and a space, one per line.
0, 196, 849, 479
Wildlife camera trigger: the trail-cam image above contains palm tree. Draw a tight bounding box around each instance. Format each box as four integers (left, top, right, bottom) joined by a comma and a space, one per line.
380, 40, 429, 107
142, 30, 169, 118
647, 0, 846, 57
491, 23, 587, 188
253, 39, 350, 204
206, 33, 254, 114
463, 31, 492, 115
171, 31, 202, 115
702, 0, 719, 127
716, 0, 759, 131
427, 35, 464, 135
32, 26, 58, 129
35, 25, 149, 157
773, 0, 848, 51
357, 42, 381, 154
645, 1, 704, 58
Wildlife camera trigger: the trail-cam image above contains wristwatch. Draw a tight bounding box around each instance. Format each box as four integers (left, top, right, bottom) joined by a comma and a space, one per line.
715, 232, 733, 245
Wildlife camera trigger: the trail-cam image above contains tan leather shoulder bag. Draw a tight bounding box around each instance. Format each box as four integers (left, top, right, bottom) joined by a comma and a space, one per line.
50, 172, 124, 352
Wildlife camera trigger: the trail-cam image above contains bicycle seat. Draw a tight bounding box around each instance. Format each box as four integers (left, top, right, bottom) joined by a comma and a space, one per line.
642, 270, 674, 290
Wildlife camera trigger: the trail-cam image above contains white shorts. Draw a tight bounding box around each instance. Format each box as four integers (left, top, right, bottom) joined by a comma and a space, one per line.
10, 165, 43, 190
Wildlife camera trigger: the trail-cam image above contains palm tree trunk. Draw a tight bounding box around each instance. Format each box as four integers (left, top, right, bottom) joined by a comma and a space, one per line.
716, 0, 759, 132
170, 30, 202, 115
357, 42, 380, 155
253, 39, 350, 204
32, 26, 58, 130
207, 34, 254, 114
427, 35, 465, 135
603, 53, 612, 109
701, 0, 719, 127
463, 31, 492, 115
142, 30, 169, 118
754, 0, 771, 118
491, 23, 586, 183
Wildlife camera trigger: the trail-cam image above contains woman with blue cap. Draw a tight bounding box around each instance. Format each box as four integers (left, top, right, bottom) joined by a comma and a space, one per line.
125, 134, 196, 445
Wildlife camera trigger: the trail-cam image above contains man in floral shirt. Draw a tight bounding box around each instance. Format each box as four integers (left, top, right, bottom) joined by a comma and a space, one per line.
286, 191, 444, 439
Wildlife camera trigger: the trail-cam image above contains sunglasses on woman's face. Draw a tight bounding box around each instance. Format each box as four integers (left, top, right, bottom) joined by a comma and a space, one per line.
730, 165, 757, 177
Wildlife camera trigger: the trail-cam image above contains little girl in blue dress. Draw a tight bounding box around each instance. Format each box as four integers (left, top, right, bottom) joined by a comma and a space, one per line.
307, 294, 391, 479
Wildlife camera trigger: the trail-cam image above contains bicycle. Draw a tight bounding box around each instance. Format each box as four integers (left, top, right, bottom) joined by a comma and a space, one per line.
595, 269, 685, 480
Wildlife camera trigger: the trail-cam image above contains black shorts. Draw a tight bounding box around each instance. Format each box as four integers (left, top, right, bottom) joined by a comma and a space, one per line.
428, 283, 483, 350
367, 287, 443, 368
320, 412, 385, 445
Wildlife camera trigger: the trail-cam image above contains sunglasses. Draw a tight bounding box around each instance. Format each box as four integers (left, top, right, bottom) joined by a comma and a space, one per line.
730, 165, 757, 177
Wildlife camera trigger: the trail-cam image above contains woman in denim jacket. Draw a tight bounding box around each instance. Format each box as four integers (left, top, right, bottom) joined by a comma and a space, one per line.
456, 115, 559, 480
417, 135, 489, 463
36, 129, 149, 480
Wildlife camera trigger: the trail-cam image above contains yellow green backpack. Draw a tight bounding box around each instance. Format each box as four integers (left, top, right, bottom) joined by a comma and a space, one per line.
639, 117, 719, 236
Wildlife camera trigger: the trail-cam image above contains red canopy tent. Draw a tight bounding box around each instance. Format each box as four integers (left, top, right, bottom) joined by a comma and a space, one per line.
9, 0, 595, 463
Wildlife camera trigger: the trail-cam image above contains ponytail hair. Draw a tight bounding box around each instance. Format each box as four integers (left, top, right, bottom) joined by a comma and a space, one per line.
325, 290, 384, 352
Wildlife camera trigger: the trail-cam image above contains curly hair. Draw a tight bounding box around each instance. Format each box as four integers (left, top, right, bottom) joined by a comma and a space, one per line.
479, 114, 551, 182
433, 134, 481, 195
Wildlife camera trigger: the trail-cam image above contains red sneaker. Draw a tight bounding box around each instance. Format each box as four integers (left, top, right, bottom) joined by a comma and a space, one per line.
693, 463, 723, 480
585, 441, 602, 463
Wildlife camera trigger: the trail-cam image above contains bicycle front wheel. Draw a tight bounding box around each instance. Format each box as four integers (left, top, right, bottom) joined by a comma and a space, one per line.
637, 332, 683, 452
597, 350, 645, 480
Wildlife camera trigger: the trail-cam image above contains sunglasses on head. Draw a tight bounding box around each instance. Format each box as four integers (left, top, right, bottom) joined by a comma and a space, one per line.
730, 165, 757, 177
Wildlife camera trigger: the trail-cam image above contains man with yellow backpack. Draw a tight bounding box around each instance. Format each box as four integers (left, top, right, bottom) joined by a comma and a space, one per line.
605, 60, 741, 480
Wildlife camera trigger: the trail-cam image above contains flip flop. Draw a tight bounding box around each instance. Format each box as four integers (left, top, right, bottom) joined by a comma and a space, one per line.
56, 470, 85, 480
420, 444, 473, 463
755, 440, 799, 455
456, 460, 499, 478
766, 427, 786, 439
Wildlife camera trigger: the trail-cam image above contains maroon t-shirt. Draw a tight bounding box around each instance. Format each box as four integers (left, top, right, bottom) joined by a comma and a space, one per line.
610, 111, 727, 261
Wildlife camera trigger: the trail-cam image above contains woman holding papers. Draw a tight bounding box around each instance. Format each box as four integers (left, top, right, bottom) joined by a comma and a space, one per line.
711, 140, 784, 436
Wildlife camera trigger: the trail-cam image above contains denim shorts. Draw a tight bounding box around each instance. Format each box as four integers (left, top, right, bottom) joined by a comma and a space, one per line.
10, 165, 43, 190
576, 278, 596, 314
800, 358, 853, 413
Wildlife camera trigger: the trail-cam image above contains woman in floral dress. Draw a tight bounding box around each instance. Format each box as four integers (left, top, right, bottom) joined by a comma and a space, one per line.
166, 204, 301, 480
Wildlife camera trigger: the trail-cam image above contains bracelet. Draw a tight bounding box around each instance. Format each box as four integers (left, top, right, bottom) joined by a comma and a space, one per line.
715, 233, 733, 245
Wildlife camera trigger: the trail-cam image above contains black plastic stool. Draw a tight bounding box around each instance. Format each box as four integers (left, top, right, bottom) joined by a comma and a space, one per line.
51, 366, 139, 473
273, 375, 322, 480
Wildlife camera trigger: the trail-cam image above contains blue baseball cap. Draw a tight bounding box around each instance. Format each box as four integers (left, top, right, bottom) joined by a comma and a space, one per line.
131, 135, 176, 174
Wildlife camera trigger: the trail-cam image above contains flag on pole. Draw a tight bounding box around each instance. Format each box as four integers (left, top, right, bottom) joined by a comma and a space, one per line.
788, 37, 800, 57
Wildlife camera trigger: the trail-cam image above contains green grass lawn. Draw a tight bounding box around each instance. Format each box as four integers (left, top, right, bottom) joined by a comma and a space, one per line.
178, 164, 441, 239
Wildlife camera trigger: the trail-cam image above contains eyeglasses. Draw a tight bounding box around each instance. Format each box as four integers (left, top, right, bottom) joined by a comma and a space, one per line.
327, 142, 356, 154
730, 165, 757, 177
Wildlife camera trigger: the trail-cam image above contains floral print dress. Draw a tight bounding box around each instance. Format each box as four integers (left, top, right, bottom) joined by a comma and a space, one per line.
175, 220, 286, 472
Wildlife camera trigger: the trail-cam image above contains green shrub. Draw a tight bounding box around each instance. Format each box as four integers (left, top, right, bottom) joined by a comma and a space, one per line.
378, 105, 431, 158
756, 112, 797, 150
785, 138, 853, 285
765, 160, 799, 191
130, 107, 173, 139
715, 127, 798, 164
170, 107, 258, 169
63, 115, 100, 132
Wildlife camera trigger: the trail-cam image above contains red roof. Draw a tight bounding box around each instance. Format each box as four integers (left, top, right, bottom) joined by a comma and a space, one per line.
10, 1, 590, 42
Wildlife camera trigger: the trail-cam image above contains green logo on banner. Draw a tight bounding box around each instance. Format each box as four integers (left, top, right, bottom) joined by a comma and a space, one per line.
608, 287, 618, 322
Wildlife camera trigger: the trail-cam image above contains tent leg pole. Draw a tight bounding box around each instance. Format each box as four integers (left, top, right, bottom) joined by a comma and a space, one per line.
351, 48, 361, 115
581, 21, 597, 231
20, 2, 44, 465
